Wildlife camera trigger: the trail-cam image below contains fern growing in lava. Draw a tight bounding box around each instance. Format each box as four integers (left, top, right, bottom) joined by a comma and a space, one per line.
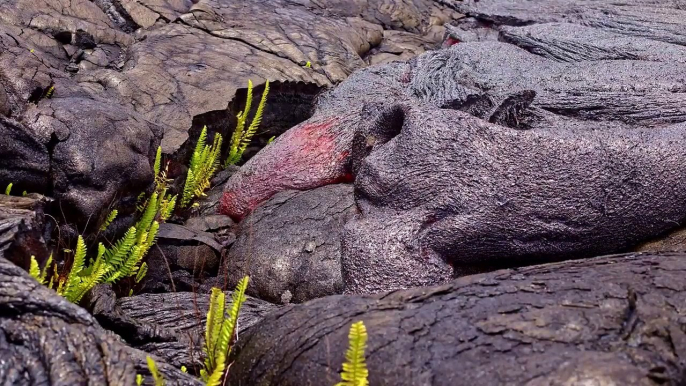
336, 321, 369, 386
181, 126, 223, 207
201, 277, 250, 385
28, 254, 52, 285
100, 209, 118, 231
37, 147, 176, 303
225, 80, 270, 166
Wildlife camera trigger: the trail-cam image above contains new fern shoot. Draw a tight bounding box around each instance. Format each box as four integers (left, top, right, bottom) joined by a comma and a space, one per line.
336, 321, 369, 386
225, 80, 270, 166
201, 277, 250, 386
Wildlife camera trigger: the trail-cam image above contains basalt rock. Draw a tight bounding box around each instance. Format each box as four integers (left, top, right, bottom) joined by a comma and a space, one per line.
0, 0, 455, 226
220, 0, 686, 294
229, 252, 686, 386
87, 284, 277, 370
343, 104, 686, 293
225, 184, 355, 304
0, 256, 201, 386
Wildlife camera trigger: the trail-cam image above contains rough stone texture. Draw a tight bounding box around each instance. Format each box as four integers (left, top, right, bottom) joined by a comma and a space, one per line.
0, 257, 202, 386
225, 184, 355, 304
220, 0, 686, 294
343, 104, 686, 293
636, 228, 686, 253
87, 284, 278, 370
0, 0, 456, 226
230, 252, 686, 386
0, 194, 50, 257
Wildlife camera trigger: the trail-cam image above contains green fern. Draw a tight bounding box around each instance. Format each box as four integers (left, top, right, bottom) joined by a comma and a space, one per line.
29, 255, 41, 281
201, 277, 250, 385
100, 209, 118, 231
181, 126, 222, 207
153, 146, 162, 177
104, 226, 137, 270
4, 183, 12, 195
40, 253, 52, 284
135, 262, 148, 283
59, 236, 87, 300
336, 321, 369, 386
146, 356, 165, 386
225, 80, 270, 166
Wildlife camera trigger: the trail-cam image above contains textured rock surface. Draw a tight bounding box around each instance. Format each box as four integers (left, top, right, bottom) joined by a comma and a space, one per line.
0, 0, 457, 225
225, 184, 355, 303
0, 256, 201, 386
219, 0, 686, 294
342, 104, 686, 293
88, 284, 277, 370
230, 252, 686, 386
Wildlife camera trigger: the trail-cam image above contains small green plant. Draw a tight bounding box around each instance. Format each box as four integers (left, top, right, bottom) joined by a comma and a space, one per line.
181, 126, 222, 208
146, 356, 165, 386
225, 80, 270, 167
136, 374, 143, 386
36, 147, 176, 303
100, 209, 118, 231
336, 321, 369, 386
4, 183, 12, 195
28, 254, 52, 284
201, 277, 250, 385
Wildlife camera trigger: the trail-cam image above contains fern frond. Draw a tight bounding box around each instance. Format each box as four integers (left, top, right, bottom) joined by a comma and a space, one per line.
203, 287, 226, 379
141, 221, 159, 256
40, 253, 53, 285
336, 321, 369, 386
105, 226, 137, 268
136, 192, 159, 242
62, 236, 88, 302
134, 263, 148, 284
116, 244, 144, 281
29, 255, 41, 282
190, 126, 208, 172
241, 80, 254, 127
225, 80, 269, 166
202, 277, 250, 385
182, 128, 222, 207
160, 194, 177, 221
222, 276, 249, 358
4, 183, 12, 195
146, 356, 165, 386
100, 209, 118, 231
153, 146, 162, 177
181, 168, 195, 208
238, 81, 270, 156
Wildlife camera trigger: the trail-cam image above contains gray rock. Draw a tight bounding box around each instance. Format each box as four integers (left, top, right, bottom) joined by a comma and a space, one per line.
87, 284, 278, 370
230, 252, 686, 386
219, 0, 686, 294
0, 0, 454, 226
157, 223, 222, 252
343, 103, 686, 293
225, 184, 355, 303
0, 257, 201, 386
177, 244, 219, 273
185, 214, 235, 233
